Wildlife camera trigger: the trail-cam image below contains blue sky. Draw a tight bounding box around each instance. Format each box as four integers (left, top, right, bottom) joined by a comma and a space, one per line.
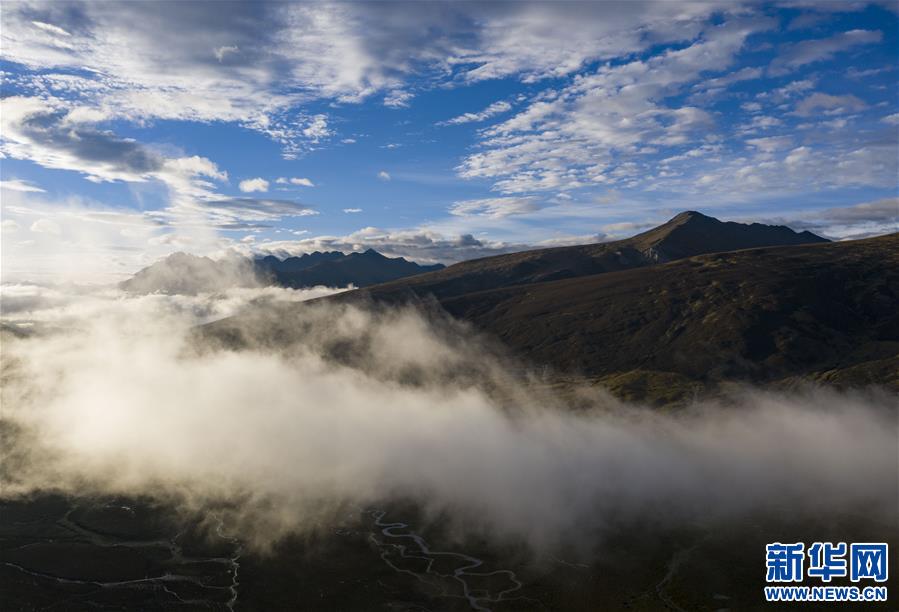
1, 1, 897, 282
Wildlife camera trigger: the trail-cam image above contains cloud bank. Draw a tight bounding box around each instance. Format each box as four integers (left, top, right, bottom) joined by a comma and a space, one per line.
2, 285, 895, 553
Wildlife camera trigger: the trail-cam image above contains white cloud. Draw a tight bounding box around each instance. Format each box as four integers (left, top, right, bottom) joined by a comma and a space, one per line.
276, 177, 315, 187
663, 138, 897, 196
2, 219, 21, 232
0, 96, 318, 244
197, 198, 318, 221
30, 218, 62, 235
384, 90, 414, 108
764, 79, 817, 103
821, 117, 849, 130
0, 1, 735, 159
880, 113, 899, 125
736, 114, 784, 134
1, 1, 887, 182
30, 20, 71, 37
773, 197, 899, 240
302, 114, 332, 142
214, 45, 239, 62
377, 171, 391, 181
813, 197, 898, 224
795, 92, 867, 116
257, 226, 523, 265
238, 178, 270, 193
601, 220, 654, 235
449, 197, 540, 219
1, 96, 166, 184
0, 187, 320, 283
1, 5, 350, 156
440, 101, 512, 125
746, 136, 793, 153
846, 65, 892, 79
1, 179, 46, 193
458, 16, 774, 193
343, 208, 363, 213
0, 191, 169, 282
450, 2, 724, 83
692, 66, 763, 94
770, 29, 883, 75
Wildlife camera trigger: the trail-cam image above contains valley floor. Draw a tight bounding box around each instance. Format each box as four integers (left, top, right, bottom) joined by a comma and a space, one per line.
2, 494, 895, 611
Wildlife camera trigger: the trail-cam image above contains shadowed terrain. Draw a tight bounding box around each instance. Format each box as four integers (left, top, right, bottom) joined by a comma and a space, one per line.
433, 234, 899, 401
2, 496, 895, 611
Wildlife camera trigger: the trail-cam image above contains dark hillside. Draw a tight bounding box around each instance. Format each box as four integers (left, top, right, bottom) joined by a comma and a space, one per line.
433, 234, 898, 388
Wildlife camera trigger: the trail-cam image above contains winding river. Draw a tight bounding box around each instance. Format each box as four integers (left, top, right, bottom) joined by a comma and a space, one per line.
368, 509, 534, 612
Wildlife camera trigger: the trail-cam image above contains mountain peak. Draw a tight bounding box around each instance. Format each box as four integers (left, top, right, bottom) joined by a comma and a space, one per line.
634, 211, 827, 263
669, 210, 715, 224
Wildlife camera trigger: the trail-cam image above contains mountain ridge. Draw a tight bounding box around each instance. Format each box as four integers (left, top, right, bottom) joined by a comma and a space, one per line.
197, 212, 890, 404
120, 249, 444, 294
434, 234, 898, 389
345, 211, 828, 302
202, 232, 897, 403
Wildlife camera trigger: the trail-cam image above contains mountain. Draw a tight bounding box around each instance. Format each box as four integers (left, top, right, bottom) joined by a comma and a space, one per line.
200, 212, 895, 403
435, 234, 898, 393
119, 252, 261, 294
340, 211, 828, 303
628, 210, 827, 262
120, 249, 444, 294
328, 231, 896, 402
258, 249, 444, 289
256, 251, 346, 278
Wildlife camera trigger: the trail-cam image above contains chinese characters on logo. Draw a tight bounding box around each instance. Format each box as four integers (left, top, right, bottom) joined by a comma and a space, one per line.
766, 542, 888, 583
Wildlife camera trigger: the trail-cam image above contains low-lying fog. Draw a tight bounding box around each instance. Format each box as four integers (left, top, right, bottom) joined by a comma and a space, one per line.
2, 283, 896, 552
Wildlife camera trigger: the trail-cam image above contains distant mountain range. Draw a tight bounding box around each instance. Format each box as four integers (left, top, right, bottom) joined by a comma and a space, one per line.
120, 249, 444, 294
255, 249, 444, 289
